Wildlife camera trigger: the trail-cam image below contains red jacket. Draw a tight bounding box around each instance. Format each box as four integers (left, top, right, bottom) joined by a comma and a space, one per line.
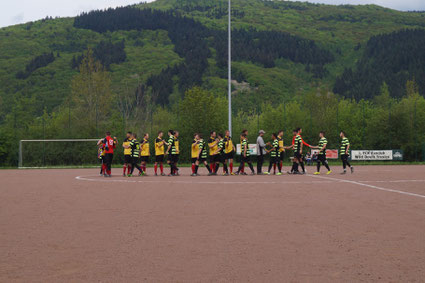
292, 135, 310, 147
103, 136, 116, 154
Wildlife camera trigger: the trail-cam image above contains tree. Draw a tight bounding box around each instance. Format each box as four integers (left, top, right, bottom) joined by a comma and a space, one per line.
71, 48, 112, 137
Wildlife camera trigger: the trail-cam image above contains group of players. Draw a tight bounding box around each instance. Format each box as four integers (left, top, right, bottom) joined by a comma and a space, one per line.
97, 128, 354, 177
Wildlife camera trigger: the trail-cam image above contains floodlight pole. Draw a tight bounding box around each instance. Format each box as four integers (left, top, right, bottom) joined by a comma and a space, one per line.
228, 0, 232, 136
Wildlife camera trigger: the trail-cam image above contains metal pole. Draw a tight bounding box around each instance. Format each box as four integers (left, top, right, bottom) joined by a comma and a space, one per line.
43, 114, 46, 167
18, 140, 22, 168
228, 0, 232, 136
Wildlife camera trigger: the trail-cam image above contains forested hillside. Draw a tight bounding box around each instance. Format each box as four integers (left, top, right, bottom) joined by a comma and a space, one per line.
1, 0, 425, 166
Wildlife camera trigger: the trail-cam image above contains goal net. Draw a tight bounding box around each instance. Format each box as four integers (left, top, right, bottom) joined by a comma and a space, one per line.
19, 139, 102, 168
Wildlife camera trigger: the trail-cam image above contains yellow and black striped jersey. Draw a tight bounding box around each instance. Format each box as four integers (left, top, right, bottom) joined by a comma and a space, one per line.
278, 137, 284, 152
140, 138, 150, 156
224, 136, 234, 154
155, 137, 165, 156
192, 139, 200, 158
208, 137, 218, 155
123, 138, 131, 155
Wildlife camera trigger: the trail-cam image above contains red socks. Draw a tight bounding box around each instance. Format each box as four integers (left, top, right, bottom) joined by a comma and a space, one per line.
123, 165, 126, 175
191, 164, 195, 174
154, 164, 158, 174
230, 162, 233, 173
273, 163, 276, 174
160, 163, 164, 174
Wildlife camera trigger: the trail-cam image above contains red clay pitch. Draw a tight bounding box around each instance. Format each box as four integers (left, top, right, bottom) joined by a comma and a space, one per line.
1, 165, 424, 282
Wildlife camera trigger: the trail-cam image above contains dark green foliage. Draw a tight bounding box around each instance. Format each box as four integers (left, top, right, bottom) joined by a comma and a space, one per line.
212, 28, 334, 72
334, 29, 425, 99
16, 52, 55, 79
74, 7, 211, 100
71, 40, 126, 70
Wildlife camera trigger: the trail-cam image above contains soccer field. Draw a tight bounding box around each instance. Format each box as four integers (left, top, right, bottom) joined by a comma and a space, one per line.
1, 166, 424, 282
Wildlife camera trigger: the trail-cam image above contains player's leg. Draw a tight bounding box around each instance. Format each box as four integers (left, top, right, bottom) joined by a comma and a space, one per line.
279, 153, 284, 173
299, 155, 306, 174
191, 158, 197, 175
267, 157, 274, 174
341, 155, 347, 174
214, 156, 220, 174
322, 156, 331, 173
229, 157, 234, 175
246, 156, 255, 174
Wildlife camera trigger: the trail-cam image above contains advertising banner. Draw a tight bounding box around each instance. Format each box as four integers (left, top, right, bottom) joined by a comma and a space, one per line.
236, 144, 258, 155
311, 149, 339, 159
351, 150, 393, 160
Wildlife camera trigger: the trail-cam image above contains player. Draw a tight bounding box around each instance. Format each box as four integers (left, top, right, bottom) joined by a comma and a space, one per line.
193, 134, 213, 176
98, 131, 117, 177
235, 130, 255, 175
165, 130, 178, 176
154, 131, 166, 176
128, 133, 143, 177
340, 131, 354, 174
224, 130, 236, 175
265, 133, 281, 175
140, 133, 150, 175
214, 133, 229, 175
122, 132, 132, 177
98, 139, 105, 176
277, 130, 285, 174
208, 131, 219, 174
311, 131, 332, 175
289, 129, 303, 174
174, 131, 181, 176
191, 134, 200, 175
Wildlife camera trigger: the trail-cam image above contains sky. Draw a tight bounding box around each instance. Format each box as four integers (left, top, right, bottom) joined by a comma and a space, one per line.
1, 0, 425, 28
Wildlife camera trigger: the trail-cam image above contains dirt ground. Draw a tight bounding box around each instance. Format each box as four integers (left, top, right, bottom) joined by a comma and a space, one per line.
0, 165, 424, 282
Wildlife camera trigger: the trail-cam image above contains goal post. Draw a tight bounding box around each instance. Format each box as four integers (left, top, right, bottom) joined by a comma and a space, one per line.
19, 139, 100, 169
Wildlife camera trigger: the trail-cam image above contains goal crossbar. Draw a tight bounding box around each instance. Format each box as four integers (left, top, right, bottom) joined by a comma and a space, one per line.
19, 139, 99, 168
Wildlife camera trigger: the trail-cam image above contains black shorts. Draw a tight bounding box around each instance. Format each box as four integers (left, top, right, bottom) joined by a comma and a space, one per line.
140, 156, 149, 163
218, 154, 226, 163
318, 154, 327, 163
341, 154, 350, 161
124, 155, 132, 164
294, 152, 302, 159
240, 155, 251, 163
191, 158, 198, 164
155, 155, 164, 162
131, 156, 139, 164
279, 152, 285, 161
210, 155, 219, 163
270, 156, 279, 164
225, 151, 234, 160
169, 154, 179, 163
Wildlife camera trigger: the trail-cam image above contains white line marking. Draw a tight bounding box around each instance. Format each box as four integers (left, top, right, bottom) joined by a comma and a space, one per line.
309, 175, 425, 199
359, 180, 425, 183
75, 175, 334, 185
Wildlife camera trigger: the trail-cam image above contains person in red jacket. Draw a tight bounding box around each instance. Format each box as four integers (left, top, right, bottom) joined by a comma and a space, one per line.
98, 131, 117, 177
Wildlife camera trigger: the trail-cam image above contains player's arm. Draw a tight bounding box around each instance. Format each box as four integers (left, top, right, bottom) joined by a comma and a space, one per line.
165, 139, 172, 154
97, 138, 104, 146
243, 142, 247, 157
301, 137, 310, 148
208, 140, 218, 148
346, 142, 350, 154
